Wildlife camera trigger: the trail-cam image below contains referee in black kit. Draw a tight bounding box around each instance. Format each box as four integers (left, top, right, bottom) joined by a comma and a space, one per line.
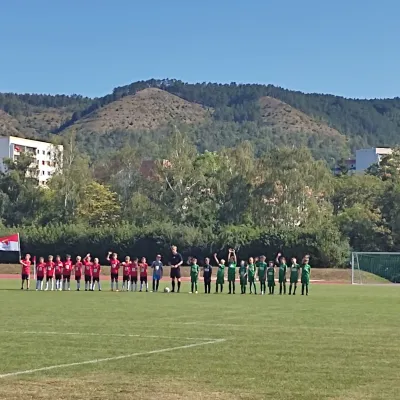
169, 245, 183, 293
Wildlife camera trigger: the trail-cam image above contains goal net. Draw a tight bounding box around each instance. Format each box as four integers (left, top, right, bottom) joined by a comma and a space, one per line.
351, 252, 400, 284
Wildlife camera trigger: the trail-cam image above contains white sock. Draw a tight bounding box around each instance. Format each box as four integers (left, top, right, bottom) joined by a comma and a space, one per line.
98, 282, 101, 290
116, 282, 119, 290
111, 281, 114, 290
40, 281, 43, 290
51, 280, 54, 291
122, 282, 125, 291
68, 281, 70, 290
45, 282, 48, 290
140, 282, 143, 291
146, 282, 148, 290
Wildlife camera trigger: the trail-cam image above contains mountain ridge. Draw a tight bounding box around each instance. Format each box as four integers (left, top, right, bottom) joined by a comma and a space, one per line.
0, 79, 399, 162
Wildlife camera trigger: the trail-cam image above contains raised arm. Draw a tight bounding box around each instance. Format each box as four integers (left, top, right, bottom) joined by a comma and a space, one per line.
213, 253, 219, 265
106, 251, 111, 261
275, 252, 282, 265
232, 249, 237, 263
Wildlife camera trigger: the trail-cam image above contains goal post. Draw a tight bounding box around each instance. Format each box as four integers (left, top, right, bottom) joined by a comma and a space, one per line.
351, 252, 400, 284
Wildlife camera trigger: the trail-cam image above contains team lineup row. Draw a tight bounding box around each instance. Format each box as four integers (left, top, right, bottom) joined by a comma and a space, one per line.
17, 246, 312, 296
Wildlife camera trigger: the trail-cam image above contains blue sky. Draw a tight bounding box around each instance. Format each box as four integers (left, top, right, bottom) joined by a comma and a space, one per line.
1, 0, 399, 99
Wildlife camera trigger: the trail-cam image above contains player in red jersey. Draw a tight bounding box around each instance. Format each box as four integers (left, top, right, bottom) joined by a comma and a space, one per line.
139, 257, 149, 292
45, 255, 55, 291
62, 255, 73, 291
20, 254, 31, 290
91, 258, 101, 291
83, 253, 93, 291
54, 255, 64, 291
130, 257, 139, 292
35, 257, 46, 291
74, 256, 83, 291
122, 256, 132, 291
106, 251, 120, 291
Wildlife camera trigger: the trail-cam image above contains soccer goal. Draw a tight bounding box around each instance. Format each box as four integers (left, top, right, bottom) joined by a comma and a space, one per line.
351, 252, 400, 284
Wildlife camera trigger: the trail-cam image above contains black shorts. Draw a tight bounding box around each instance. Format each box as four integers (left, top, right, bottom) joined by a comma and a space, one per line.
75, 276, 81, 281
140, 276, 147, 283
111, 273, 118, 281
63, 275, 71, 282
123, 275, 130, 282
92, 277, 100, 282
37, 276, 44, 281
46, 276, 53, 282
21, 273, 29, 280
85, 275, 92, 283
130, 276, 137, 283
203, 278, 211, 283
55, 274, 62, 280
170, 268, 181, 279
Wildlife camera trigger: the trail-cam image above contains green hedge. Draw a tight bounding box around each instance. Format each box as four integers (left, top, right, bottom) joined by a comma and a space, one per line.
0, 222, 349, 267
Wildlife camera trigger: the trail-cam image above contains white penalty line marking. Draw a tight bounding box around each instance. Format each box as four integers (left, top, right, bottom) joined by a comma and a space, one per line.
0, 330, 218, 342
0, 338, 226, 379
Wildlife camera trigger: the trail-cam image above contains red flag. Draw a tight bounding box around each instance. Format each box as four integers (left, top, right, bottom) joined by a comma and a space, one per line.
0, 234, 20, 252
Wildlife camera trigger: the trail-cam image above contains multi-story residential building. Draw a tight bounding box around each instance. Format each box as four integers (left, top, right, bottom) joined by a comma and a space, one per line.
0, 136, 63, 185
334, 148, 393, 175
355, 147, 392, 172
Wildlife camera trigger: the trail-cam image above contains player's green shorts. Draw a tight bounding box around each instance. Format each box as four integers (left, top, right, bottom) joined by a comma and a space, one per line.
301, 277, 310, 285
290, 276, 298, 284
240, 276, 247, 285
191, 275, 198, 283
227, 271, 236, 282
248, 275, 255, 283
267, 279, 275, 287
279, 275, 286, 283
216, 275, 224, 284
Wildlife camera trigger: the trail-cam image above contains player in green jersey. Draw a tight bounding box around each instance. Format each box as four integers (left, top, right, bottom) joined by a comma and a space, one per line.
213, 253, 225, 293
288, 257, 300, 295
227, 248, 237, 294
256, 255, 267, 295
189, 257, 200, 294
247, 257, 257, 294
278, 256, 287, 295
266, 261, 275, 294
301, 256, 311, 296
239, 260, 248, 294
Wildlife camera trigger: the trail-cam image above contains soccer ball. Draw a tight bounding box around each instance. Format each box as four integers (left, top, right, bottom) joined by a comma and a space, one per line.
164, 287, 170, 293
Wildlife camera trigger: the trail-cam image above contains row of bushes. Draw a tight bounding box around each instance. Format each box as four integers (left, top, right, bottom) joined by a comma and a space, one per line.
0, 223, 350, 267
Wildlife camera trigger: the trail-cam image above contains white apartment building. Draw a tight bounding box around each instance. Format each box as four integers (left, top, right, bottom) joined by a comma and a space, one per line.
355, 147, 392, 172
0, 136, 63, 185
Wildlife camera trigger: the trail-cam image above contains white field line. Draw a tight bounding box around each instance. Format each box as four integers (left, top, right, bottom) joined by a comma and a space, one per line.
0, 338, 226, 379
0, 330, 218, 341
182, 322, 247, 327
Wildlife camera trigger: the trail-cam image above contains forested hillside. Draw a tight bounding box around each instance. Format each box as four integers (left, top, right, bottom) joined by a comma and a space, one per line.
1, 79, 400, 164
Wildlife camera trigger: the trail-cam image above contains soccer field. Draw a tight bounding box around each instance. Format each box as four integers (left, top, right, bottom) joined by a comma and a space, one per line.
0, 280, 399, 400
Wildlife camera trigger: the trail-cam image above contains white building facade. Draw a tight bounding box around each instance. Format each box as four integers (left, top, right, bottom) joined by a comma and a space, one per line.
0, 136, 63, 185
355, 147, 392, 172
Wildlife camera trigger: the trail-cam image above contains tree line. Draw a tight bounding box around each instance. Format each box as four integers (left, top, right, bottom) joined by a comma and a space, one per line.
0, 130, 399, 268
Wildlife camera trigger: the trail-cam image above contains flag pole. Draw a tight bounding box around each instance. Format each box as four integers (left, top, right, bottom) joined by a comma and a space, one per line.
17, 232, 21, 263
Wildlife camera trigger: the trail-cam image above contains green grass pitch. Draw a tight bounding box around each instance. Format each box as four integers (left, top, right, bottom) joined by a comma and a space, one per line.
0, 279, 399, 400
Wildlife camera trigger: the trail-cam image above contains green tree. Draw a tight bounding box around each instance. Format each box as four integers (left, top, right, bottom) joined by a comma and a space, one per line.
0, 152, 45, 225
76, 182, 120, 226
